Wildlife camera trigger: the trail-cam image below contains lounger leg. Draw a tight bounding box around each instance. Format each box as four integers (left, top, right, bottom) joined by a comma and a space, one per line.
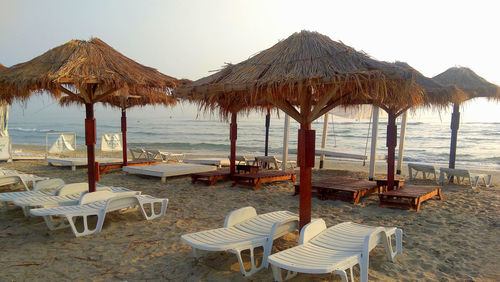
192, 247, 201, 259
486, 175, 492, 187
333, 269, 349, 282
43, 215, 70, 230
271, 265, 284, 282
382, 229, 403, 262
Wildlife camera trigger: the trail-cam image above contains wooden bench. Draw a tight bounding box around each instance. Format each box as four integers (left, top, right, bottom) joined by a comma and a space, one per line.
379, 185, 442, 211
408, 163, 437, 182
232, 171, 296, 190
191, 169, 231, 186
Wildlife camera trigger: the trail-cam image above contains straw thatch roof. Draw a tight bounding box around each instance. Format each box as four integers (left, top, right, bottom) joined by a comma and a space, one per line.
176, 31, 436, 122
433, 67, 500, 101
58, 90, 178, 109
393, 62, 467, 109
0, 38, 182, 104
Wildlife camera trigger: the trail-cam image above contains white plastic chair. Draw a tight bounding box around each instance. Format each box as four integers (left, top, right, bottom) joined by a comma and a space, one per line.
268, 219, 403, 282
30, 190, 168, 237
181, 206, 299, 276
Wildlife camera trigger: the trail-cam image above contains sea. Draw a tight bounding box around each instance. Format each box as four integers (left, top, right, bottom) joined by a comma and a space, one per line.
7, 96, 500, 171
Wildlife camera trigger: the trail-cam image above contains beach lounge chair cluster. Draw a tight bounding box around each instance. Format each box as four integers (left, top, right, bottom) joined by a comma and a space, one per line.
181, 206, 403, 280
130, 148, 184, 163
1, 178, 168, 237
407, 163, 493, 189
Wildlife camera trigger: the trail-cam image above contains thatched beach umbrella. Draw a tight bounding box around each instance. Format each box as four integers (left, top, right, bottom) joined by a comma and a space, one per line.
59, 89, 180, 166
176, 30, 430, 228
0, 38, 181, 192
433, 67, 500, 169
372, 62, 464, 190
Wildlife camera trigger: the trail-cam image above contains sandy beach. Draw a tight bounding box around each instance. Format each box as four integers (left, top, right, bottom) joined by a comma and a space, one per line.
0, 145, 499, 281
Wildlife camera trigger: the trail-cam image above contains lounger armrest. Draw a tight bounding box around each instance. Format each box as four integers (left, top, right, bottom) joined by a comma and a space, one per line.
263, 216, 300, 267
57, 183, 90, 196
299, 219, 327, 245
360, 227, 388, 282
224, 206, 258, 228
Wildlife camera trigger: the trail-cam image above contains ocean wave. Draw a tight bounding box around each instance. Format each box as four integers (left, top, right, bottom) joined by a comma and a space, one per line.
10, 127, 54, 133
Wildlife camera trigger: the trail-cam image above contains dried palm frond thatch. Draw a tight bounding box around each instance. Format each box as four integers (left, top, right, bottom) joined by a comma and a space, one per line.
176, 31, 459, 121
433, 67, 500, 101
0, 38, 181, 104
390, 62, 467, 112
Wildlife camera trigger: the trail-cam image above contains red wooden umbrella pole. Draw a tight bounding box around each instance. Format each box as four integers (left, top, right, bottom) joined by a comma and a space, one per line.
229, 113, 237, 175
121, 108, 128, 166
386, 113, 397, 190
298, 123, 315, 229
85, 103, 97, 192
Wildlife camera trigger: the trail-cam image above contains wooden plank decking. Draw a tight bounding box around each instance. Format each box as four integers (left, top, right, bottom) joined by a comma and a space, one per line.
379, 185, 442, 211
294, 176, 377, 204
232, 170, 296, 190
191, 169, 231, 186
98, 160, 158, 175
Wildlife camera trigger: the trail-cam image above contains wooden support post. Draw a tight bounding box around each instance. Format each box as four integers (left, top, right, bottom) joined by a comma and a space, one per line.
121, 108, 128, 166
265, 110, 270, 156
449, 103, 460, 169
298, 123, 315, 230
386, 113, 397, 191
320, 113, 329, 169
230, 113, 237, 176
85, 103, 97, 193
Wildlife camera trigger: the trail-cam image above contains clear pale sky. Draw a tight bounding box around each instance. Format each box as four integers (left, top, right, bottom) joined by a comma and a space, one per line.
1, 0, 499, 122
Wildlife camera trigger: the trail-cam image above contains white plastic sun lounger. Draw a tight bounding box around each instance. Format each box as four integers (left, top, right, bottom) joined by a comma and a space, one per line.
181, 206, 299, 276
268, 219, 403, 282
439, 167, 492, 189
408, 163, 437, 183
30, 190, 168, 237
0, 178, 65, 209
0, 170, 48, 190
183, 158, 230, 167
46, 157, 122, 171
13, 183, 132, 214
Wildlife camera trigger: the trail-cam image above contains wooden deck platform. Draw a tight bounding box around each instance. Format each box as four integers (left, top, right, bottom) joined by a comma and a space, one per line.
232, 170, 296, 190
191, 169, 231, 186
98, 160, 158, 175
378, 185, 442, 211
294, 177, 377, 204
